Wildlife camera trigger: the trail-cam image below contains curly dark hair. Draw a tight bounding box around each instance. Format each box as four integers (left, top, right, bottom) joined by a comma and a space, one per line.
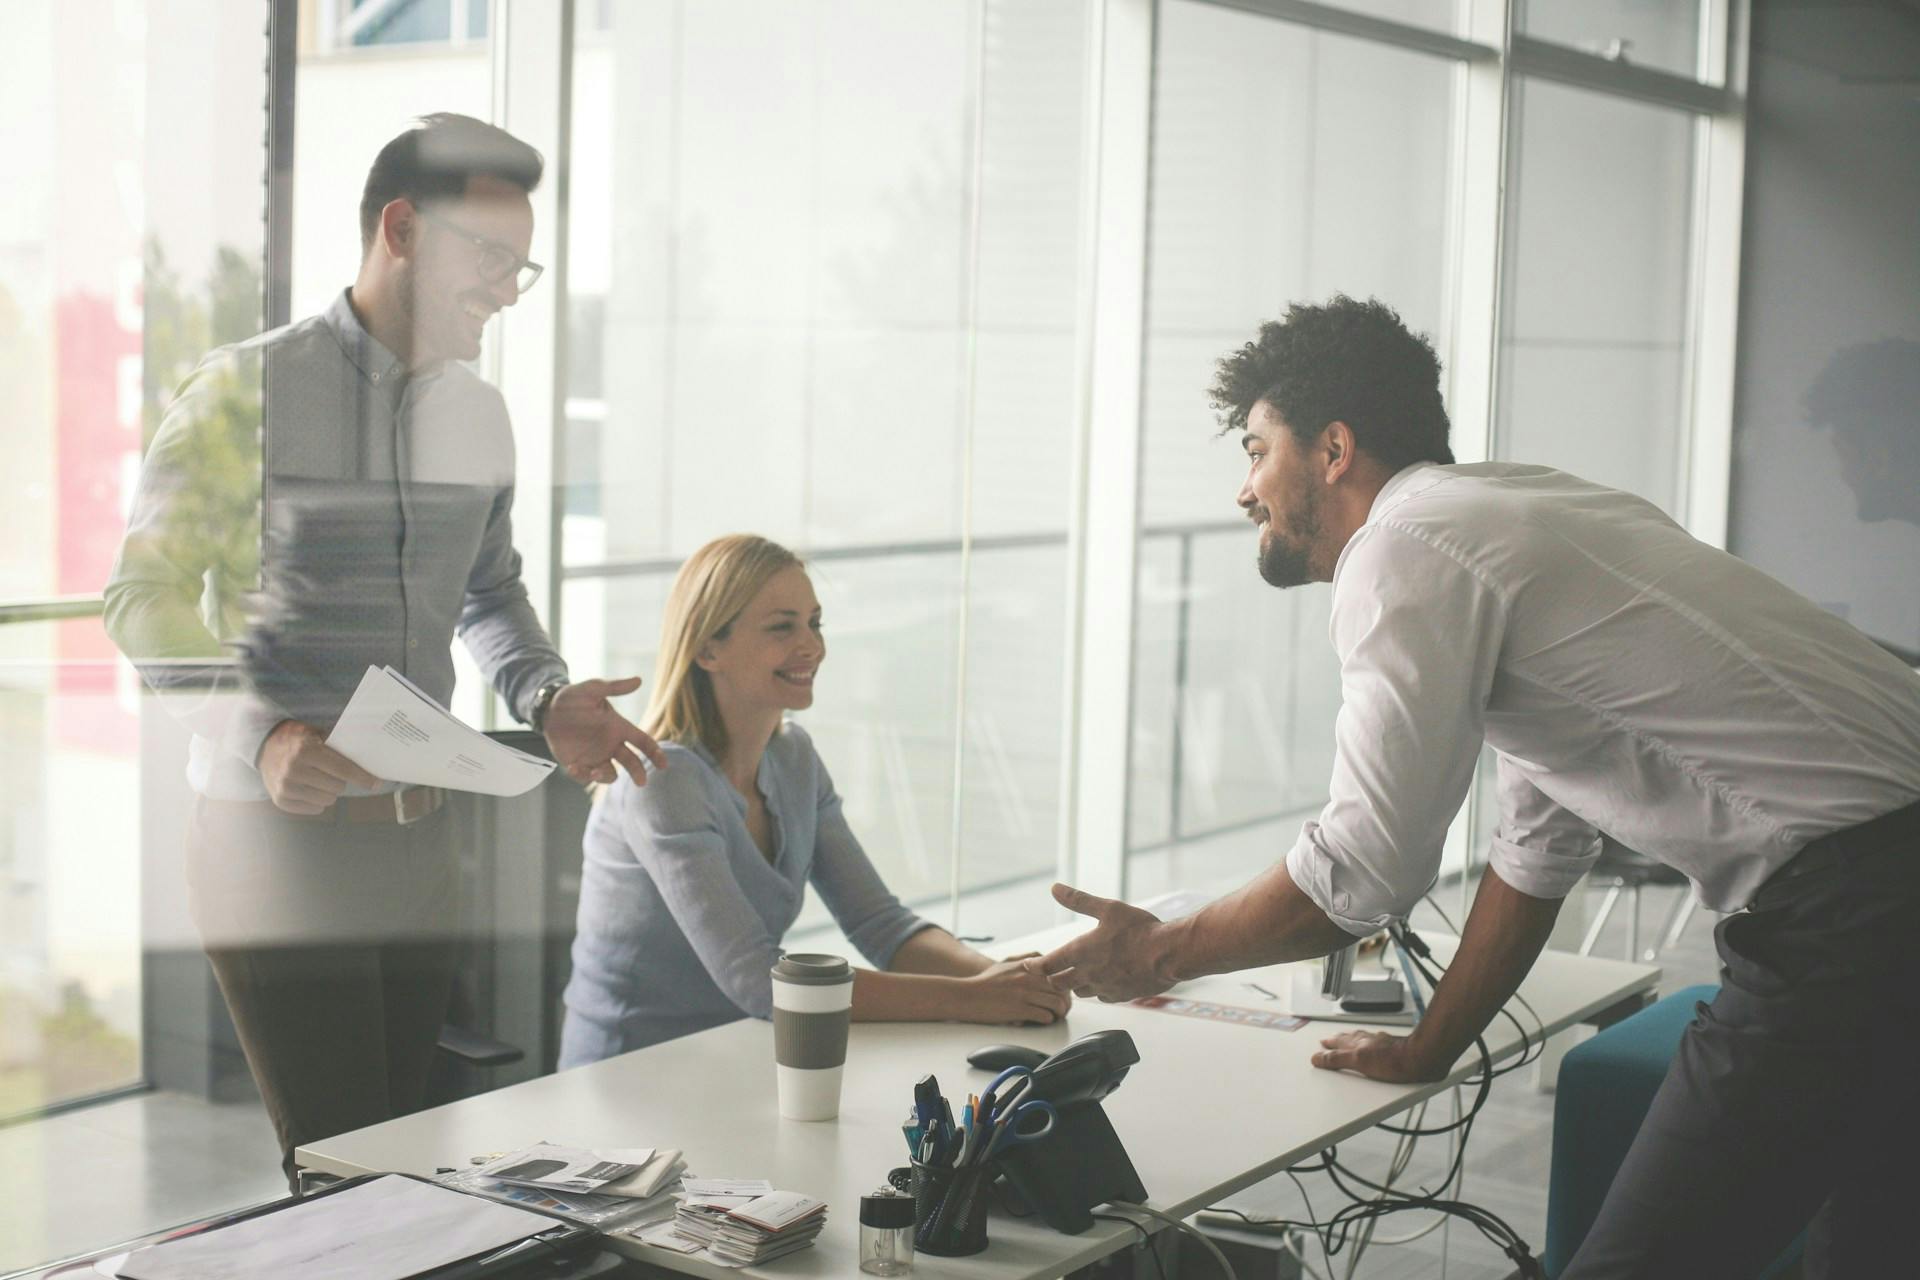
1209, 295, 1454, 470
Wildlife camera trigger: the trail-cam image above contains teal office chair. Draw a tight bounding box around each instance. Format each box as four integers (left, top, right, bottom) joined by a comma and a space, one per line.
1546, 984, 1806, 1277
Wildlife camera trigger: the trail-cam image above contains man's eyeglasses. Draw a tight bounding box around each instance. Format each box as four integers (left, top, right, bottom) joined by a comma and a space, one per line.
419, 210, 544, 294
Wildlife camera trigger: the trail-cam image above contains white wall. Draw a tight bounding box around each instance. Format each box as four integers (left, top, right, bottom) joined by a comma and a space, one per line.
1725, 2, 1920, 654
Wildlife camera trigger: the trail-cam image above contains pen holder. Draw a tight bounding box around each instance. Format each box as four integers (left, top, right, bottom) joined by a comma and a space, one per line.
909, 1159, 992, 1257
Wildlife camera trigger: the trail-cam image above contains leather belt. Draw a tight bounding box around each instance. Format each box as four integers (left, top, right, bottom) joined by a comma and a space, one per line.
210, 786, 447, 826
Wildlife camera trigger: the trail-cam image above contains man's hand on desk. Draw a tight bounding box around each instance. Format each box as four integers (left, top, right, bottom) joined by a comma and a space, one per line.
543, 676, 671, 786
1312, 1030, 1446, 1084
1040, 884, 1182, 1002
258, 720, 383, 815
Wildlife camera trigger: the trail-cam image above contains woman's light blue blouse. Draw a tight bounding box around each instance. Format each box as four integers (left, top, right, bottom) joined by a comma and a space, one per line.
559, 721, 932, 1066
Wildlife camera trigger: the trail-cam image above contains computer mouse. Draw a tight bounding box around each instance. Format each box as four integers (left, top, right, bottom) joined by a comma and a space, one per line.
967, 1043, 1049, 1072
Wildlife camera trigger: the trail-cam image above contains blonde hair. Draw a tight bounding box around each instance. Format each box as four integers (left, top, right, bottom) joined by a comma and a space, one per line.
646, 534, 805, 759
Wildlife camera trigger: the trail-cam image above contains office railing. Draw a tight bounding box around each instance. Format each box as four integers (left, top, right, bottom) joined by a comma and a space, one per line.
0, 596, 106, 626
563, 520, 1307, 859
0, 527, 1318, 868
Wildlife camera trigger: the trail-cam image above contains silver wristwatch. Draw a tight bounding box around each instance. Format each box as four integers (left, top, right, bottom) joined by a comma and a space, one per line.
528, 677, 570, 734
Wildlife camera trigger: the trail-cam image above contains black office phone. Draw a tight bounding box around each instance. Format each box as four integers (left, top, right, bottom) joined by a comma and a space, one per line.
992, 1029, 1149, 1235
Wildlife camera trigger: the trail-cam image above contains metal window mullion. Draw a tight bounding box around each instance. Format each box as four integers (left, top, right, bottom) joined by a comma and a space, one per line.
1442, 0, 1512, 468
1058, 0, 1154, 905
1509, 34, 1731, 114
946, 0, 990, 936
1194, 0, 1497, 64
0, 597, 106, 626
1680, 0, 1751, 548
1438, 0, 1512, 916
490, 0, 573, 734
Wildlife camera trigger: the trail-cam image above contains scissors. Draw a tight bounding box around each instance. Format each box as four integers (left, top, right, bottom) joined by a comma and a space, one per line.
980, 1065, 1034, 1116
983, 1098, 1057, 1160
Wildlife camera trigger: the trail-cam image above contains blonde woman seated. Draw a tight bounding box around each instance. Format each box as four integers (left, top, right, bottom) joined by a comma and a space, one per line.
559, 534, 1071, 1065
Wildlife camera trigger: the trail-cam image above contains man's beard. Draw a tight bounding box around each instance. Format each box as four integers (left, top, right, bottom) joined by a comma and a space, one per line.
1256, 475, 1321, 589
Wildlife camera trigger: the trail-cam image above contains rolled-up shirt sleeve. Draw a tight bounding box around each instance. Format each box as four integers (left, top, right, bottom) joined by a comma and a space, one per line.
1286, 525, 1508, 935
1488, 752, 1602, 898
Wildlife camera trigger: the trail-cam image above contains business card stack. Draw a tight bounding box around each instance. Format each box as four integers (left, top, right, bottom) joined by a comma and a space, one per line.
670, 1190, 828, 1266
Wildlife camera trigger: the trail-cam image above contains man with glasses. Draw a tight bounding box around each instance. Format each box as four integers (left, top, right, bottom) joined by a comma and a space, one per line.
105, 113, 665, 1188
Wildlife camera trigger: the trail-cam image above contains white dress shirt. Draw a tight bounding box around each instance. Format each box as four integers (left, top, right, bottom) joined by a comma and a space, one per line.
1287, 462, 1920, 936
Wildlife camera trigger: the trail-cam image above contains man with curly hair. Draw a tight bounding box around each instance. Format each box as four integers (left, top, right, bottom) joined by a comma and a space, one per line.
1043, 295, 1920, 1276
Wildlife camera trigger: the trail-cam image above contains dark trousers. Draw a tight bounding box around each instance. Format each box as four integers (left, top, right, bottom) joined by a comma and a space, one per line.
1564, 800, 1920, 1279
186, 796, 462, 1191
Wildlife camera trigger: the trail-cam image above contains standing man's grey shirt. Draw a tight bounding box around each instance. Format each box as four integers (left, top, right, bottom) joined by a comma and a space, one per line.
106, 290, 567, 799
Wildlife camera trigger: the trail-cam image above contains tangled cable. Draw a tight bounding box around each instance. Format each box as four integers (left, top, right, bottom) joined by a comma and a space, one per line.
1204, 918, 1551, 1279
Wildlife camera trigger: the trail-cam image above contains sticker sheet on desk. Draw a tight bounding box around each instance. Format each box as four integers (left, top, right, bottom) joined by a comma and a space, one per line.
1133, 995, 1308, 1031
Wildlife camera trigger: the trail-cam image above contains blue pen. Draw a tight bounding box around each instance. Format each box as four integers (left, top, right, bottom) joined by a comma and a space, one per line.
904, 1109, 924, 1156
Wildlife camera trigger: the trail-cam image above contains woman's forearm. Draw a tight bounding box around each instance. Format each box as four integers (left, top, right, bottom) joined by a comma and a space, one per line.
886, 926, 994, 978
851, 968, 969, 1021
850, 957, 1071, 1027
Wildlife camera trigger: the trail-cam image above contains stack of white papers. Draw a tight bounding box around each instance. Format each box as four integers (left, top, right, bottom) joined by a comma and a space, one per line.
475, 1143, 647, 1195
448, 1144, 680, 1228
651, 1190, 827, 1267
601, 1149, 687, 1200
327, 665, 555, 797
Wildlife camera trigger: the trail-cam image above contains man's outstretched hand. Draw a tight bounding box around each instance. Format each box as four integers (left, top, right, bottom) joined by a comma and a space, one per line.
1039, 883, 1181, 1002
543, 676, 670, 786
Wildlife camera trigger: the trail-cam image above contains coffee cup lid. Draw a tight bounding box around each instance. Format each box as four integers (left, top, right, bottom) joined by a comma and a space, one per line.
773, 952, 852, 984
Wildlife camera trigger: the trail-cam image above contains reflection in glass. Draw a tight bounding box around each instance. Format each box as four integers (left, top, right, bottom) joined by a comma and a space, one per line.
1132, 0, 1456, 890
562, 0, 1090, 936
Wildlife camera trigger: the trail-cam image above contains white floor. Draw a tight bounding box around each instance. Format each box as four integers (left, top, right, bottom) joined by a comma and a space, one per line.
1, 878, 1723, 1278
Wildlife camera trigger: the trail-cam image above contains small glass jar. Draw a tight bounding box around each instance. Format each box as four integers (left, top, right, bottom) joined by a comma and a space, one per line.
859, 1188, 916, 1275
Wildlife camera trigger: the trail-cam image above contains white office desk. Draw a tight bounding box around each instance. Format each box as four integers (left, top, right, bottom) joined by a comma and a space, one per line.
298, 937, 1656, 1280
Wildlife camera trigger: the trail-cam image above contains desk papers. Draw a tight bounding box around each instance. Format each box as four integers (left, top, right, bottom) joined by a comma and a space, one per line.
111, 1175, 550, 1280
441, 1144, 682, 1229
327, 665, 554, 796
634, 1191, 827, 1268
476, 1142, 648, 1194
1144, 969, 1414, 1027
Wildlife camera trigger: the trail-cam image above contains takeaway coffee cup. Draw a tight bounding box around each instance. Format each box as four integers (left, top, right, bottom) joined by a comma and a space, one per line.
771, 953, 855, 1120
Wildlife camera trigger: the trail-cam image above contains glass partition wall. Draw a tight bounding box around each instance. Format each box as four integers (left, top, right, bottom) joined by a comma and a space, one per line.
1127, 0, 1460, 900
556, 0, 1093, 940
1, 0, 1749, 1271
